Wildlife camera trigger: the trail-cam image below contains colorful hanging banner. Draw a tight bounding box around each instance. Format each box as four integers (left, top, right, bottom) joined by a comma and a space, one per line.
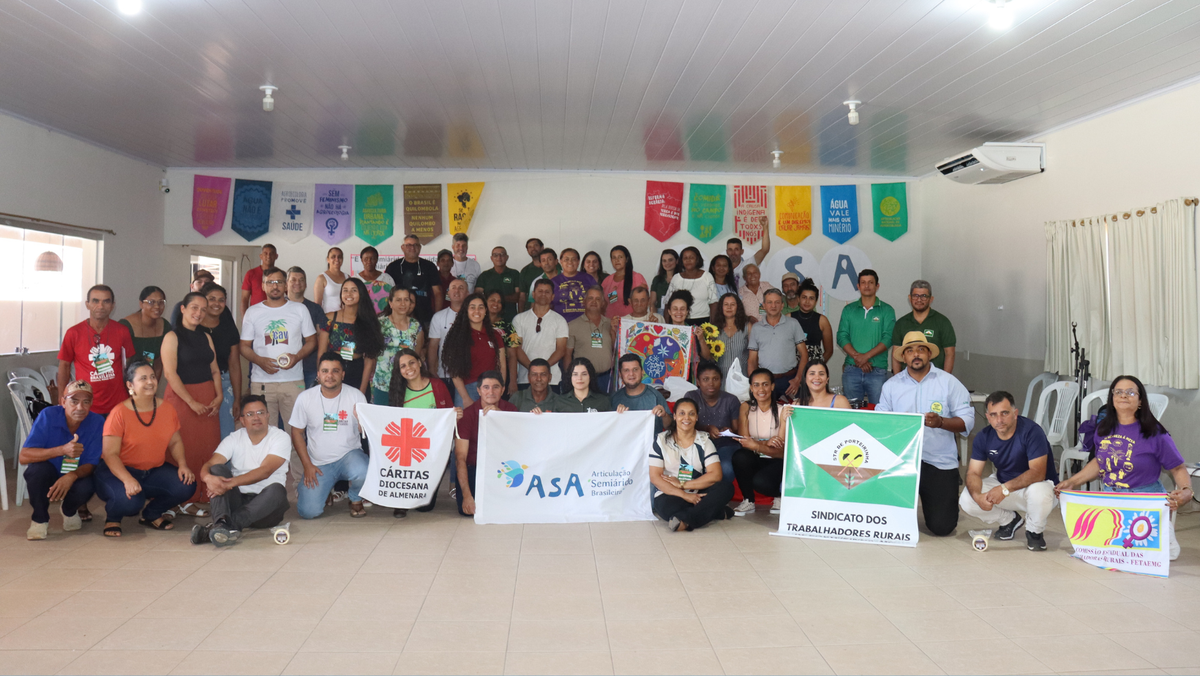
230, 179, 272, 242
774, 186, 812, 245
314, 184, 353, 245
269, 182, 312, 244
191, 174, 231, 238
687, 184, 726, 243
448, 182, 484, 236
821, 185, 859, 244
733, 185, 768, 245
1060, 490, 1171, 578
871, 182, 908, 242
403, 184, 443, 244
355, 184, 394, 247
644, 181, 683, 242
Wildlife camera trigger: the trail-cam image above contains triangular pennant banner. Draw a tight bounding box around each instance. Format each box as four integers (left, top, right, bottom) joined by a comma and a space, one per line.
733, 185, 768, 245
403, 184, 443, 244
448, 182, 484, 236
687, 184, 726, 243
191, 174, 231, 238
774, 186, 812, 245
821, 185, 859, 244
314, 184, 353, 245
355, 184, 395, 246
871, 182, 908, 242
230, 179, 272, 242
270, 182, 312, 244
645, 181, 683, 242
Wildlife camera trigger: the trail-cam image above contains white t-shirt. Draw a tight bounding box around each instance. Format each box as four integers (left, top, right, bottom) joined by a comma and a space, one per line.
666, 272, 718, 319
512, 308, 569, 385
452, 258, 482, 292
428, 307, 458, 378
240, 301, 317, 383
288, 385, 366, 466
215, 427, 291, 494
732, 258, 749, 290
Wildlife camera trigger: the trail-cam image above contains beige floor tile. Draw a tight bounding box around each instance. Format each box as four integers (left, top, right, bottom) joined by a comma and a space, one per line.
197, 548, 298, 573
93, 617, 224, 651
259, 570, 353, 595
715, 646, 835, 675
678, 570, 768, 595
430, 572, 517, 596
171, 569, 273, 595
42, 590, 160, 618
600, 593, 696, 620
793, 609, 909, 646
344, 572, 437, 596
0, 649, 83, 675
170, 650, 295, 675
887, 609, 1002, 643
59, 649, 189, 675
1018, 578, 1124, 606
519, 538, 595, 556
403, 621, 510, 652
507, 619, 609, 652
589, 521, 660, 540
742, 549, 829, 570
439, 554, 520, 575
504, 650, 613, 675
323, 594, 424, 623
1105, 630, 1200, 669
2, 568, 95, 592
777, 587, 876, 615
517, 553, 596, 574
1019, 634, 1156, 672
0, 589, 76, 617
701, 614, 810, 649
283, 651, 401, 675
119, 549, 218, 571
609, 648, 723, 675
0, 615, 124, 650
523, 523, 592, 539
43, 549, 144, 570
230, 591, 340, 620
1058, 670, 1167, 675
1162, 669, 1200, 675
596, 570, 684, 595
392, 650, 506, 675
299, 618, 414, 653
134, 590, 239, 620
816, 546, 906, 569
977, 605, 1099, 638
687, 591, 787, 618
196, 615, 319, 652
514, 572, 600, 597
512, 594, 605, 621
359, 553, 446, 575
911, 562, 1014, 585
1061, 602, 1186, 633
939, 582, 1052, 609
818, 641, 943, 675
606, 618, 710, 651
861, 586, 967, 614
593, 553, 674, 573
669, 551, 754, 573
840, 565, 934, 590
85, 568, 191, 592
915, 638, 1051, 674
371, 537, 451, 556
419, 594, 515, 622
0, 617, 26, 638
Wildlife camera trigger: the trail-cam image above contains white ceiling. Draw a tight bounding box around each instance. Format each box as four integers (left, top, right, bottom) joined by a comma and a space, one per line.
2, 0, 1198, 175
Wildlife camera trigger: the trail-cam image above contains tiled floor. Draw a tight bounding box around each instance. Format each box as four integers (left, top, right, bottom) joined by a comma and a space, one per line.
1, 476, 1199, 676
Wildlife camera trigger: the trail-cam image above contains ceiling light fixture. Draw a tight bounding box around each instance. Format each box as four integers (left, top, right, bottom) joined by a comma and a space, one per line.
844, 100, 861, 126
116, 0, 142, 16
339, 145, 351, 160
771, 150, 783, 169
988, 0, 1013, 30
259, 85, 277, 112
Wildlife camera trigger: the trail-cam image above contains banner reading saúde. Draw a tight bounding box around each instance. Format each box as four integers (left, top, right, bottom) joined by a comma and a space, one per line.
871, 182, 908, 241
448, 182, 484, 236
474, 410, 655, 524
821, 184, 859, 244
314, 184, 353, 245
270, 182, 312, 244
618, 318, 695, 388
774, 185, 812, 244
1060, 490, 1171, 577
776, 407, 924, 547
645, 181, 683, 242
191, 174, 231, 237
355, 184, 394, 246
230, 179, 272, 242
733, 185, 768, 245
687, 184, 725, 243
356, 404, 456, 509
403, 184, 442, 244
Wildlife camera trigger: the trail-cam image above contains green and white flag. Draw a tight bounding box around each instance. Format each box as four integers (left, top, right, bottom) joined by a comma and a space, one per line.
775, 407, 924, 547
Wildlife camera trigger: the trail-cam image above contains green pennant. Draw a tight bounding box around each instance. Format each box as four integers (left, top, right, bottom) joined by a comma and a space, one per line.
871, 182, 908, 242
687, 184, 726, 243
355, 184, 394, 246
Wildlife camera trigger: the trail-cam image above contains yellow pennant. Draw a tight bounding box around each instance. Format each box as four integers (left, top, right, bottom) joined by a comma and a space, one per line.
775, 185, 812, 244
447, 182, 484, 236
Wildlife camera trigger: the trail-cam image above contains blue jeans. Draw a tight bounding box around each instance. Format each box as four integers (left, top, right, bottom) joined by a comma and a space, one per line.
452, 381, 481, 407
842, 365, 890, 405
24, 461, 95, 524
296, 449, 369, 519
219, 371, 235, 439
95, 463, 194, 524
1102, 480, 1166, 494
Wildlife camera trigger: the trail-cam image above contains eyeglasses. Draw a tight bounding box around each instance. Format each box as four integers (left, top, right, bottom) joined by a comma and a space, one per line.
910, 293, 930, 300
243, 410, 268, 418
142, 299, 166, 307
536, 316, 543, 333
1113, 388, 1139, 398
263, 280, 285, 286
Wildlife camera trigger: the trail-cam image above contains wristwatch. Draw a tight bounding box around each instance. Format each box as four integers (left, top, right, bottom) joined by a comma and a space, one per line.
1000, 484, 1010, 497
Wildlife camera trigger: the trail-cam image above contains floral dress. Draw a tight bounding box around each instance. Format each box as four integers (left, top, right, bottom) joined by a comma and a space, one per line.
372, 316, 422, 392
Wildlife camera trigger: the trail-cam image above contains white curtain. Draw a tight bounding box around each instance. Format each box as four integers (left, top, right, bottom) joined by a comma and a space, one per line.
1108, 198, 1199, 389
1044, 220, 1072, 374
1044, 217, 1109, 377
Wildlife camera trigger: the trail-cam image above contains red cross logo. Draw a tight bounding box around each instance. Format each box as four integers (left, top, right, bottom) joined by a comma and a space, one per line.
338, 409, 348, 421
382, 419, 429, 466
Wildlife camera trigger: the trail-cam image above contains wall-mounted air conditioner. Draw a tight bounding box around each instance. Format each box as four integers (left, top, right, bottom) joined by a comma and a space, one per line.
936, 143, 1045, 185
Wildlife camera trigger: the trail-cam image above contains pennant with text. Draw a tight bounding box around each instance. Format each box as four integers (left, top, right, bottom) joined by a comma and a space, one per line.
448, 182, 484, 236
871, 183, 908, 242
821, 185, 859, 244
645, 181, 683, 242
774, 186, 812, 245
269, 183, 312, 244
314, 184, 353, 245
404, 184, 443, 244
733, 185, 768, 245
191, 174, 231, 238
687, 184, 726, 243
355, 184, 394, 247
230, 179, 272, 242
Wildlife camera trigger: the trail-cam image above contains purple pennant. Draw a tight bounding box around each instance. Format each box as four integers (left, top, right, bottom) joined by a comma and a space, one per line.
314, 184, 353, 245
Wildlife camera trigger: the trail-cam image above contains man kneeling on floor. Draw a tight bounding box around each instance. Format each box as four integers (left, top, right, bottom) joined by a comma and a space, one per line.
21, 380, 103, 540
192, 395, 290, 546
959, 390, 1058, 551
291, 352, 368, 519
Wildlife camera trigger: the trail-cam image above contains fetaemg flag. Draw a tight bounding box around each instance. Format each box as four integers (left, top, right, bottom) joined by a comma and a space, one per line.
1060, 490, 1171, 577
776, 407, 923, 547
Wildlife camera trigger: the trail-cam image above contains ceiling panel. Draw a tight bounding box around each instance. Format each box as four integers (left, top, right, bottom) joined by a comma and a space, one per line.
0, 0, 1196, 174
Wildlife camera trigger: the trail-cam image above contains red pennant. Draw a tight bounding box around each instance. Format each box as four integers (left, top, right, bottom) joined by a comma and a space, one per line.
644, 181, 683, 242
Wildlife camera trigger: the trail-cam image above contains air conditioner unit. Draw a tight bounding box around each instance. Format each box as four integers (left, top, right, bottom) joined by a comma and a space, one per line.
936, 143, 1044, 185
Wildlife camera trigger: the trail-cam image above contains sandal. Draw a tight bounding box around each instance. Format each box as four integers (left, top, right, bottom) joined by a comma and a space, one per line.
78, 504, 93, 522
178, 503, 209, 517
103, 523, 122, 537
349, 501, 367, 518
139, 517, 175, 531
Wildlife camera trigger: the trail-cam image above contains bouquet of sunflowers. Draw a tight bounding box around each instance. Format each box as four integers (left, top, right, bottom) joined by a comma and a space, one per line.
698, 322, 725, 358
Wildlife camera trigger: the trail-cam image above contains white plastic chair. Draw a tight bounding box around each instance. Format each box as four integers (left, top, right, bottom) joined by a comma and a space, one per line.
9, 368, 46, 386
1033, 381, 1078, 451
7, 382, 33, 507
0, 444, 7, 510
40, 365, 60, 389
10, 376, 50, 405
1059, 389, 1106, 484
1148, 393, 1168, 419
1024, 372, 1057, 417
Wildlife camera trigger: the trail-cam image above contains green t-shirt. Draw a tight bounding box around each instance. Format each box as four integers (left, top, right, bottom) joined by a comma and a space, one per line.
401, 383, 436, 409
519, 261, 560, 299
508, 388, 561, 413
650, 275, 671, 311
556, 391, 612, 413
892, 308, 956, 370
835, 298, 896, 370
476, 267, 521, 322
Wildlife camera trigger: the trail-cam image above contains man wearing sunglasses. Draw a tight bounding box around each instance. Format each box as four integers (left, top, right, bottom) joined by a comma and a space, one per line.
892, 280, 956, 374
192, 395, 290, 547
56, 285, 136, 417
513, 278, 568, 392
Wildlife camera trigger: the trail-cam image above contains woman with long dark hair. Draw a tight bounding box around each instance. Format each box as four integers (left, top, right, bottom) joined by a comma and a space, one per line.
313, 247, 347, 313
318, 278, 384, 396
602, 245, 647, 319
712, 292, 749, 381
730, 368, 788, 517
557, 357, 611, 412
582, 251, 609, 284
1056, 375, 1192, 560
371, 287, 425, 404
794, 360, 851, 409
197, 282, 241, 437
484, 290, 520, 394
386, 347, 457, 517
119, 285, 171, 381
650, 249, 679, 314
650, 397, 734, 531
665, 246, 716, 325
441, 293, 506, 407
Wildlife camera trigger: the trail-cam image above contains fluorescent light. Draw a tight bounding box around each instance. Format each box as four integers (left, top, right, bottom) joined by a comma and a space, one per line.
989, 0, 1013, 30
116, 0, 142, 16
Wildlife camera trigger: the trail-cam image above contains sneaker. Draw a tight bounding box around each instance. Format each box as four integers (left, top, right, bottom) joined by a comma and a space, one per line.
190, 523, 212, 545
667, 516, 682, 532
393, 508, 408, 519
61, 507, 82, 532
732, 499, 756, 517
770, 498, 782, 515
330, 490, 348, 504
26, 521, 48, 540
1026, 531, 1047, 551
997, 514, 1025, 541
210, 519, 242, 547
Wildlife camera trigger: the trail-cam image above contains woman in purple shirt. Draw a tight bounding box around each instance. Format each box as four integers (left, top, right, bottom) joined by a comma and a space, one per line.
1056, 375, 1192, 560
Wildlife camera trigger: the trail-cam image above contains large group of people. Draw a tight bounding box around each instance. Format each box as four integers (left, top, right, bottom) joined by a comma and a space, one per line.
21, 235, 1190, 559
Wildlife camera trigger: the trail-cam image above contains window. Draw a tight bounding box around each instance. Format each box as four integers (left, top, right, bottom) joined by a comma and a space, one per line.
0, 221, 102, 355
191, 255, 224, 286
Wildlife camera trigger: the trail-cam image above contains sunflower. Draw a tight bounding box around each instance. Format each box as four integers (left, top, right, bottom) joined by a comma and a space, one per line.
700, 322, 720, 340
709, 340, 726, 358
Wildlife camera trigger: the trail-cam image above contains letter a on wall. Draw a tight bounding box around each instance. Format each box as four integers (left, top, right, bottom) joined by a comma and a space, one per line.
645, 181, 683, 242
774, 185, 812, 245
448, 182, 484, 236
821, 185, 859, 244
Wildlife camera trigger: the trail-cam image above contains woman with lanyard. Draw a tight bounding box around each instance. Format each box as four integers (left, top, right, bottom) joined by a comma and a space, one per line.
794, 359, 851, 410
582, 251, 608, 285
95, 360, 194, 537
663, 290, 713, 376
602, 245, 647, 319
159, 291, 222, 517
730, 368, 789, 517
354, 245, 395, 315
441, 293, 506, 407
665, 246, 717, 326
387, 347, 458, 517
484, 290, 520, 394
1056, 375, 1192, 560
650, 249, 679, 315
711, 292, 749, 383
313, 247, 348, 313
318, 278, 384, 397
118, 286, 171, 381
197, 282, 241, 437
371, 287, 424, 405
649, 397, 734, 532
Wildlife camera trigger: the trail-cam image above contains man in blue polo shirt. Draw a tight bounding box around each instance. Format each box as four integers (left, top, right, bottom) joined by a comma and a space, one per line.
20, 380, 105, 540
959, 390, 1059, 551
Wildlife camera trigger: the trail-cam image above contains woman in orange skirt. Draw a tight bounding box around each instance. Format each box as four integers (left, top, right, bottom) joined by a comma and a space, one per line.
160, 291, 223, 516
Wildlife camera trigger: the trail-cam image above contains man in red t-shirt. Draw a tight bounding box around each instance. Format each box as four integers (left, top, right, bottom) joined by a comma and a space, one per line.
454, 371, 516, 516
239, 243, 279, 322
57, 285, 136, 416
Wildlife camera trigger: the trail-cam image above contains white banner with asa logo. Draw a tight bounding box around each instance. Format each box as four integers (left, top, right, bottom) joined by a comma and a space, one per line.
474, 410, 656, 524
356, 404, 456, 509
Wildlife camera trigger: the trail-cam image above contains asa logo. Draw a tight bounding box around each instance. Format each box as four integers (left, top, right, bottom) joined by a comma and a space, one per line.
498, 461, 528, 488
496, 461, 583, 498
382, 419, 429, 466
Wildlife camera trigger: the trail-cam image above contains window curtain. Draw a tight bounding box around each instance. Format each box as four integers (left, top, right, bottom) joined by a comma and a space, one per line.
1044, 220, 1071, 374
1108, 198, 1199, 389
1044, 217, 1110, 377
